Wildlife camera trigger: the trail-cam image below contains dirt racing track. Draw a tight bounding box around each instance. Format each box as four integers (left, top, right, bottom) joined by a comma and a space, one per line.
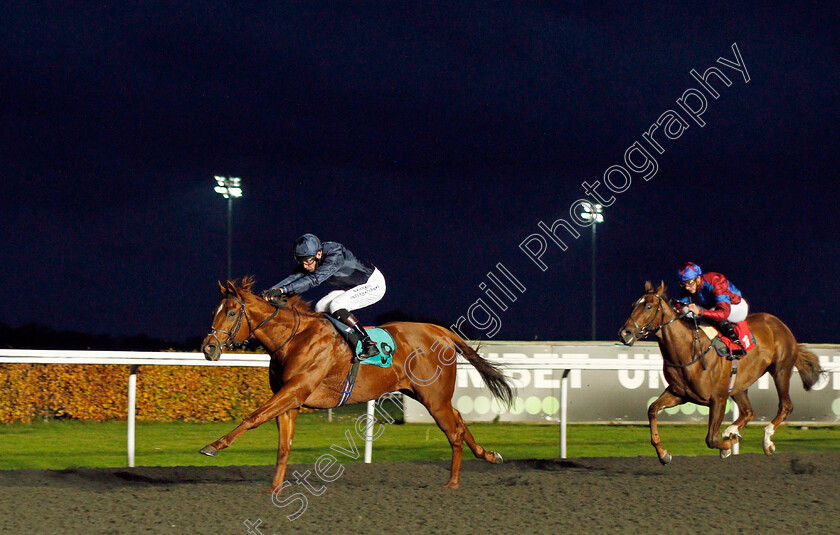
2, 453, 839, 534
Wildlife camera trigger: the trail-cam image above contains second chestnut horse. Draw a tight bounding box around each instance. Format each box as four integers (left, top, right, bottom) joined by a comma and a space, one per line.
619, 281, 823, 464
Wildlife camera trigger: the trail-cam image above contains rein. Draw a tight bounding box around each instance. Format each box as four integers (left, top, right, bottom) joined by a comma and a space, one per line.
631, 292, 712, 369
208, 295, 300, 355
666, 314, 714, 369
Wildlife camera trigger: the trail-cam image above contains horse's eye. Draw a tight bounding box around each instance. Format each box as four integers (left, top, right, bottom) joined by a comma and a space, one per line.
646, 304, 652, 310
228, 311, 237, 318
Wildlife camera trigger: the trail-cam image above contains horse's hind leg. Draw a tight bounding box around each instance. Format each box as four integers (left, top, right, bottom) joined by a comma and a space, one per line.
271, 408, 299, 492
648, 389, 684, 464
424, 399, 467, 489
456, 408, 503, 464
764, 367, 795, 455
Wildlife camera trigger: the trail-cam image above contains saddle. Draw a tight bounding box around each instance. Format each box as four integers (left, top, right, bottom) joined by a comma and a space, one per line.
323, 315, 396, 408
699, 321, 756, 360
324, 315, 395, 367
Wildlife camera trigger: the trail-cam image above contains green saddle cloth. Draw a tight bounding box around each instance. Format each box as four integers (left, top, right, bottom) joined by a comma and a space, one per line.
355, 327, 395, 367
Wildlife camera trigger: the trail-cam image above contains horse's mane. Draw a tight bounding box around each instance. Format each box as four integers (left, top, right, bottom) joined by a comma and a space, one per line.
281, 295, 321, 317
232, 277, 321, 317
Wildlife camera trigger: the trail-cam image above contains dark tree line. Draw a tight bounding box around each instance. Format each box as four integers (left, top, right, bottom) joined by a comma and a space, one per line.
0, 309, 454, 352
0, 322, 203, 351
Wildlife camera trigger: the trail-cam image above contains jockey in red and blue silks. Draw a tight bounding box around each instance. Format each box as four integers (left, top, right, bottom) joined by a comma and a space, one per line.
676, 262, 749, 356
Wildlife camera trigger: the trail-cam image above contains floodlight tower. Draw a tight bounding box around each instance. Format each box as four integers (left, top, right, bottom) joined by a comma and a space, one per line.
213, 176, 242, 281
581, 203, 604, 340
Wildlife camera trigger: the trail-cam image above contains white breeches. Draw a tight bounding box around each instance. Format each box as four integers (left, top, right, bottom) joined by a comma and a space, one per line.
315, 268, 386, 314
727, 298, 749, 323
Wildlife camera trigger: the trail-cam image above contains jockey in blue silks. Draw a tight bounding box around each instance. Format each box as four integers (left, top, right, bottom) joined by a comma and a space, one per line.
261, 234, 386, 360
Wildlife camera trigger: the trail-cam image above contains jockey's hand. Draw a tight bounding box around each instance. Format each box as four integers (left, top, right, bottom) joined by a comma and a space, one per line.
687, 303, 701, 315
260, 289, 284, 301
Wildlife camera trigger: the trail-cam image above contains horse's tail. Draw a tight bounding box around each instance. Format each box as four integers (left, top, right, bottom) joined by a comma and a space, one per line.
794, 344, 824, 391
450, 336, 515, 407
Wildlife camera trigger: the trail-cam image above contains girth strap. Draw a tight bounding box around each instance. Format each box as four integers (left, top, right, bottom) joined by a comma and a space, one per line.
728, 360, 738, 392
335, 360, 361, 407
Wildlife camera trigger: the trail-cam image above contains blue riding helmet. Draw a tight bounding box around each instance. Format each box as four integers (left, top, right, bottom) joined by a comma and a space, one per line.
678, 262, 703, 282
293, 233, 322, 261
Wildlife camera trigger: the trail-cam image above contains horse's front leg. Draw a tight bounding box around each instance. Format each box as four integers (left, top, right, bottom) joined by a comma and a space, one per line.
200, 375, 316, 456
648, 389, 684, 465
706, 395, 737, 458
271, 408, 299, 492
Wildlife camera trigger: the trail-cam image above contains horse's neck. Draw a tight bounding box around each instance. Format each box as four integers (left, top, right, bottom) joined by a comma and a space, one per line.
249, 300, 314, 355
657, 310, 699, 362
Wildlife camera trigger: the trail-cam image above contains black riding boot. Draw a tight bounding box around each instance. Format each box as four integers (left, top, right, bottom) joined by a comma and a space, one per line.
343, 314, 379, 360
716, 320, 746, 359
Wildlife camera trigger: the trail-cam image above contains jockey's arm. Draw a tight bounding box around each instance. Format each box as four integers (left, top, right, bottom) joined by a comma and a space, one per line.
700, 274, 734, 322
283, 249, 345, 294
270, 272, 304, 292
697, 299, 731, 322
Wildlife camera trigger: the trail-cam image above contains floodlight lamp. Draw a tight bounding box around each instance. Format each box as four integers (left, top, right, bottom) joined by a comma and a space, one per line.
581, 203, 604, 223
213, 176, 243, 198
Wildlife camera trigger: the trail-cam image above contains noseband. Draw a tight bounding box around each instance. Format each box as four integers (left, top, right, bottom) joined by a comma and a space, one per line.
207, 296, 290, 352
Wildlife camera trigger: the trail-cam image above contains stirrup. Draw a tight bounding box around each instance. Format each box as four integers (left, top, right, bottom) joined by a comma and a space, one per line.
727, 345, 746, 360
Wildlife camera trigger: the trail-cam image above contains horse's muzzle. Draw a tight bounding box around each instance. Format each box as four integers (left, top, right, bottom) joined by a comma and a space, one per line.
619, 327, 637, 346
202, 341, 221, 361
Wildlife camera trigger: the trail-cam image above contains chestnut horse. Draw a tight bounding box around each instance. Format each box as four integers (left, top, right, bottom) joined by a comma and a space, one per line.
619, 281, 823, 464
199, 278, 513, 490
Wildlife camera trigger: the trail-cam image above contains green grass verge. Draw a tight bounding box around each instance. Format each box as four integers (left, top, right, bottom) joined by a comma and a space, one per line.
2, 408, 839, 470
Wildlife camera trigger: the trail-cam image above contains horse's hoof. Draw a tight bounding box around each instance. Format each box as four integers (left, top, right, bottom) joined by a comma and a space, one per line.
720, 449, 732, 459
199, 445, 218, 457
658, 451, 672, 465
493, 452, 503, 464
764, 443, 776, 455
722, 424, 743, 442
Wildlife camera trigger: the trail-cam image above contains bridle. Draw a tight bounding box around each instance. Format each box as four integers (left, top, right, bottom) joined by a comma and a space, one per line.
207, 295, 299, 354
629, 292, 712, 369
628, 292, 679, 338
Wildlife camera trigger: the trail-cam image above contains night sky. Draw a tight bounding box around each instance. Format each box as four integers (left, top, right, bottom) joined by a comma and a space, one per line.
3, 3, 839, 346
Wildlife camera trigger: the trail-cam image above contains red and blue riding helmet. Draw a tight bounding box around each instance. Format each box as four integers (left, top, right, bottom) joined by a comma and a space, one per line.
678, 262, 703, 282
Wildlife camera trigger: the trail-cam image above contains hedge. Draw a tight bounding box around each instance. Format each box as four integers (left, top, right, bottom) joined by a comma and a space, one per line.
0, 363, 275, 423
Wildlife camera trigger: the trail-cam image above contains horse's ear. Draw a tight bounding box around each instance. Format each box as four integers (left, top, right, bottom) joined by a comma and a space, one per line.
217, 281, 226, 296
656, 280, 666, 295
644, 280, 653, 292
